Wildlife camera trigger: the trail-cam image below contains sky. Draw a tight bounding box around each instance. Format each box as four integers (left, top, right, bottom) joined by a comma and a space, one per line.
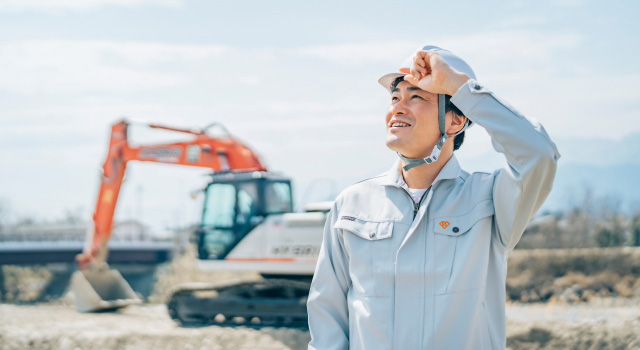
1, 0, 639, 233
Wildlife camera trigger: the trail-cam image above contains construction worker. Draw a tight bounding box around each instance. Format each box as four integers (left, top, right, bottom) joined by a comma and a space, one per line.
307, 45, 560, 349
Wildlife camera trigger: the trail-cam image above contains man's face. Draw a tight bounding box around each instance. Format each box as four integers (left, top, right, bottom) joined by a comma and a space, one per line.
385, 80, 441, 158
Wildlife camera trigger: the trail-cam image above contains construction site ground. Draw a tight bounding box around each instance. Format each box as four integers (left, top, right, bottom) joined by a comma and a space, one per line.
1, 300, 639, 350
2, 250, 640, 349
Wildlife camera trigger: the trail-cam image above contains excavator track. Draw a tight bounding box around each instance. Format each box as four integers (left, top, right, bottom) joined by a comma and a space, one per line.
167, 279, 311, 329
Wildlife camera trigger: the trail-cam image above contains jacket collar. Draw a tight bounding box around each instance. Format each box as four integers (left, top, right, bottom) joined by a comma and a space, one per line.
380, 154, 462, 188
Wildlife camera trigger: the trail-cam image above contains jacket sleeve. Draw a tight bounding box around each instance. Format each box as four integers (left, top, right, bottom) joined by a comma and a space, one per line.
450, 79, 561, 251
307, 200, 351, 350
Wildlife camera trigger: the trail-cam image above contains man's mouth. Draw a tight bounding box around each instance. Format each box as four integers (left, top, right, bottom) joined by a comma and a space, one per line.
390, 122, 412, 128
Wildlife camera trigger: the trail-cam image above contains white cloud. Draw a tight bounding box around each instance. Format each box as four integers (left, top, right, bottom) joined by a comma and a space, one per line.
288, 30, 584, 88
0, 30, 583, 95
290, 30, 582, 71
291, 41, 420, 66
0, 40, 229, 94
286, 30, 640, 144
435, 30, 583, 72
237, 76, 262, 86
485, 16, 549, 29
0, 0, 181, 12
262, 100, 376, 115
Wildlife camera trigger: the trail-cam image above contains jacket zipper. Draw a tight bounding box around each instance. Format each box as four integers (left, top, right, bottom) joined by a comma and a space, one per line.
399, 186, 431, 219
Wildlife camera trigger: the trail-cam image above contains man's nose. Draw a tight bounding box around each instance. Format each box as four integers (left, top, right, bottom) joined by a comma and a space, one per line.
391, 98, 408, 115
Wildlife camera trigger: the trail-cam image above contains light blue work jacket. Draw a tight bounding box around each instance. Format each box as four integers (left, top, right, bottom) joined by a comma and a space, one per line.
307, 79, 560, 350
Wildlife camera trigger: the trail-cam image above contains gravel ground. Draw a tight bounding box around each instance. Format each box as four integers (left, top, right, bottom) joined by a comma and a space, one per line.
2, 250, 639, 349
0, 303, 309, 350
1, 301, 639, 350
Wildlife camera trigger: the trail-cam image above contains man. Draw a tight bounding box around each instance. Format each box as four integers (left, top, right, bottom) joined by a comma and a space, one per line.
307, 45, 560, 350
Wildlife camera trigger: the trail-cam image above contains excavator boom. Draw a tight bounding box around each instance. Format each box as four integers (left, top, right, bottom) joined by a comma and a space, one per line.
72, 119, 266, 312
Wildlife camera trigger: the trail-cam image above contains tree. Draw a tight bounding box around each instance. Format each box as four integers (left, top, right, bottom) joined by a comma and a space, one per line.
593, 196, 626, 247
631, 215, 640, 247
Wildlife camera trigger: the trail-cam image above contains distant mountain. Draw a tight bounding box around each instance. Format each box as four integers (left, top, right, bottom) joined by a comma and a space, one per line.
458, 132, 640, 214
542, 132, 640, 213
553, 133, 640, 166
543, 162, 640, 213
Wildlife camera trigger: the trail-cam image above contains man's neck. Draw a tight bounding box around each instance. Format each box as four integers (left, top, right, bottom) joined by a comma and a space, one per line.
401, 151, 453, 189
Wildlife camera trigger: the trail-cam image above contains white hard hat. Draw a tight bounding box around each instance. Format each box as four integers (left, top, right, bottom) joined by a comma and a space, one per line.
378, 45, 476, 93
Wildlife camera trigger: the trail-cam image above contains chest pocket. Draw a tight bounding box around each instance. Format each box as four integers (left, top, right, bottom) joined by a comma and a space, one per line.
334, 217, 395, 297
432, 199, 495, 295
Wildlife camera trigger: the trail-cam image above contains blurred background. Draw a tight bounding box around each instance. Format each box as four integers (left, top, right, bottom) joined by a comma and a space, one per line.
1, 1, 639, 349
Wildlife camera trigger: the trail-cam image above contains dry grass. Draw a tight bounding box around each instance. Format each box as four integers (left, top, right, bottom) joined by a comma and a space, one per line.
507, 247, 640, 303
0, 265, 51, 302
505, 323, 640, 350
148, 250, 261, 304
4, 247, 640, 305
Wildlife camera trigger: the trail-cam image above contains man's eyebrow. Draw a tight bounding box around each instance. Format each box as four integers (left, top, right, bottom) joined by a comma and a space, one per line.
391, 86, 423, 93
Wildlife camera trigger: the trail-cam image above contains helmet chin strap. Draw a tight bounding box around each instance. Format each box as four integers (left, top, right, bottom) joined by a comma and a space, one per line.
397, 94, 469, 172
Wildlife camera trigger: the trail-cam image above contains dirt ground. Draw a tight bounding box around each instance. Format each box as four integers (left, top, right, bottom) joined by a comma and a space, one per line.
2, 249, 640, 349
1, 300, 639, 350
0, 303, 309, 350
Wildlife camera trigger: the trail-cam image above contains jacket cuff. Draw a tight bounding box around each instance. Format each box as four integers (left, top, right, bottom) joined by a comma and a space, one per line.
449, 78, 491, 118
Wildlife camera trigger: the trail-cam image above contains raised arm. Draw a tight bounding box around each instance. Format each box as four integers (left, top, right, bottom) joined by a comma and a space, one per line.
450, 80, 560, 250
405, 49, 560, 251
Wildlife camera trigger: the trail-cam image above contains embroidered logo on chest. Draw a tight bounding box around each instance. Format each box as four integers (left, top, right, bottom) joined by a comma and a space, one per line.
439, 221, 450, 229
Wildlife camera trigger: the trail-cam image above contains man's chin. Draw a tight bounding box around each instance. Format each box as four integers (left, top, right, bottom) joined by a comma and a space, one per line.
386, 143, 435, 160
386, 143, 413, 158
385, 138, 402, 153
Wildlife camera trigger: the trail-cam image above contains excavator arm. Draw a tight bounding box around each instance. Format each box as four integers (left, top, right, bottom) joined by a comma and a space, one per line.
72, 119, 266, 312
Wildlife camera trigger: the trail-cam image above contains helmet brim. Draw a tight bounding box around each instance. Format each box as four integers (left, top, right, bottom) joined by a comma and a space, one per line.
377, 72, 406, 93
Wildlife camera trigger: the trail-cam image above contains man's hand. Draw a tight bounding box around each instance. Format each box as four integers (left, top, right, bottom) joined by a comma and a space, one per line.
402, 50, 470, 96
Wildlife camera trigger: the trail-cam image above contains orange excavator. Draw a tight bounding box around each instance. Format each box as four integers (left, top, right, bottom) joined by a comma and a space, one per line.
71, 119, 327, 329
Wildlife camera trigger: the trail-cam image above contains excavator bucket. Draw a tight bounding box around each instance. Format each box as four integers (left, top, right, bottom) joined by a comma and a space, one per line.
70, 266, 142, 312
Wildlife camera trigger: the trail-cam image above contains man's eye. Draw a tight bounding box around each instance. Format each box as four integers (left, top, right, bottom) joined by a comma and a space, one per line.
391, 96, 399, 101
411, 95, 422, 99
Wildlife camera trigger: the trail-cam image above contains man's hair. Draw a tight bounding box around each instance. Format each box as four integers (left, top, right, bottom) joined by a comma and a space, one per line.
391, 76, 470, 151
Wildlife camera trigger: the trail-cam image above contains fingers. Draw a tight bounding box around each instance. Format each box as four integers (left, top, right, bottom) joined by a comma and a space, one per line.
415, 55, 427, 73
417, 51, 430, 69
410, 64, 422, 81
415, 61, 427, 76
411, 50, 432, 79
402, 50, 440, 89
410, 52, 424, 79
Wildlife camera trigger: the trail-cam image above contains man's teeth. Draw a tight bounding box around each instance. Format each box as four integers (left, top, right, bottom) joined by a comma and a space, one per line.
392, 122, 411, 127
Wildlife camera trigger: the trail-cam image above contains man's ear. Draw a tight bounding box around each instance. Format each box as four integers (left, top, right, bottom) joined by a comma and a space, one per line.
446, 113, 467, 136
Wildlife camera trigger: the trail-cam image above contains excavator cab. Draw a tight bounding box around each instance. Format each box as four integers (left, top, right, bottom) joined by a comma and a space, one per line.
197, 171, 293, 260
170, 171, 316, 328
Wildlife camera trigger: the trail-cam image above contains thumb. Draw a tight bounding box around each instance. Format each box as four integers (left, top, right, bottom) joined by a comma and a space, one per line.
404, 74, 419, 85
